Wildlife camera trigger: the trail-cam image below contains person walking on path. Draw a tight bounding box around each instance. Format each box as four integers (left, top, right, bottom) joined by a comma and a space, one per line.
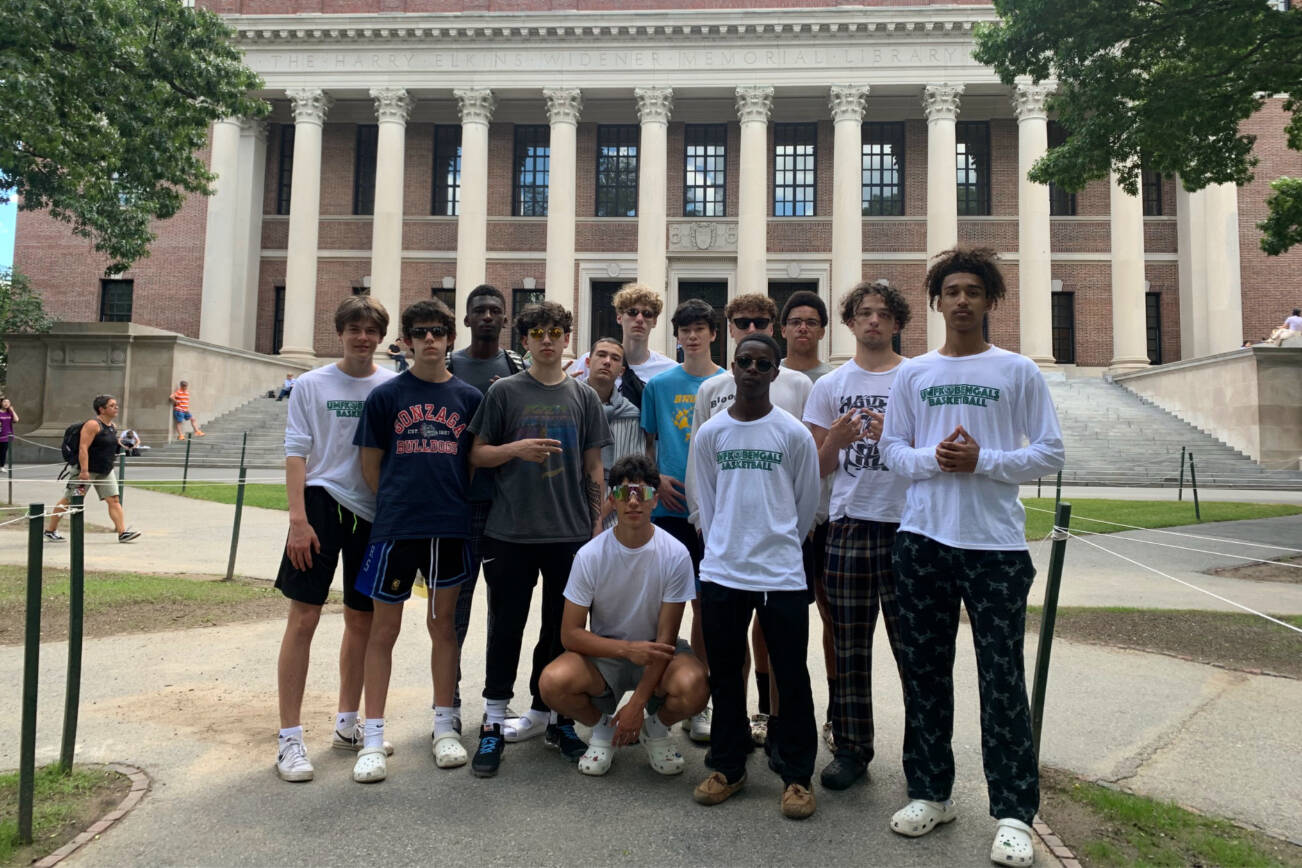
350, 299, 482, 783
169, 380, 204, 440
880, 247, 1065, 867
690, 333, 821, 820
467, 301, 611, 777
272, 296, 396, 783
0, 396, 18, 468
45, 394, 139, 543
803, 279, 913, 791
539, 454, 708, 778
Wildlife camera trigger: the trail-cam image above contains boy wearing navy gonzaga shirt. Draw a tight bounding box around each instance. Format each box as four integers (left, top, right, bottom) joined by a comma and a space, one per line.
350, 299, 483, 784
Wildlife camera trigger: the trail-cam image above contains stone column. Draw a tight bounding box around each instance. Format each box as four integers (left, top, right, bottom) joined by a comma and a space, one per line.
735, 86, 774, 298
232, 118, 267, 351
1013, 81, 1056, 366
1202, 182, 1244, 354
280, 88, 331, 361
368, 88, 414, 342
199, 117, 243, 346
544, 88, 581, 322
454, 89, 494, 318
636, 86, 673, 354
830, 85, 869, 363
923, 84, 964, 351
1109, 170, 1151, 372
1176, 183, 1210, 358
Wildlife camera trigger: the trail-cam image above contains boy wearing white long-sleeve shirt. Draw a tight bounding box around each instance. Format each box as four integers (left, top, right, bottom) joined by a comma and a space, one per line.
690, 334, 821, 820
879, 247, 1064, 868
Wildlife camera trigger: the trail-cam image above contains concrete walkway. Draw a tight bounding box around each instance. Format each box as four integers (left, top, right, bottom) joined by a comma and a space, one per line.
1, 470, 1300, 864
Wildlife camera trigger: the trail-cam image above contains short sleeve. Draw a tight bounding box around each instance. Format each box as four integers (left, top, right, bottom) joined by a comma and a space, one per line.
802, 374, 837, 429
662, 538, 696, 603
562, 546, 597, 607
640, 378, 659, 436
468, 381, 503, 443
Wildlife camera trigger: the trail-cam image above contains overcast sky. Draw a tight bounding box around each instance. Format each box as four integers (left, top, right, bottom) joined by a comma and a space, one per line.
0, 196, 14, 270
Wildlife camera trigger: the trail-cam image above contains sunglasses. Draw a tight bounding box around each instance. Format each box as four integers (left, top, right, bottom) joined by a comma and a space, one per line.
611, 482, 657, 502
408, 325, 448, 340
732, 317, 771, 331
734, 356, 776, 372
528, 327, 566, 340
621, 308, 657, 320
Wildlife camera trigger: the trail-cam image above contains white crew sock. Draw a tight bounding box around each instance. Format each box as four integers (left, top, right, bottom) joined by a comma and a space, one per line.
336, 711, 358, 735
591, 713, 615, 745
278, 725, 304, 746
643, 710, 670, 740
363, 718, 385, 750
433, 706, 457, 738
484, 698, 508, 727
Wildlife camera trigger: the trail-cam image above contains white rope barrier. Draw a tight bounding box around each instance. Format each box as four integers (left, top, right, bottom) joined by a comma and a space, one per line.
0, 506, 84, 528
1024, 504, 1302, 555
1067, 527, 1302, 570
1064, 531, 1302, 635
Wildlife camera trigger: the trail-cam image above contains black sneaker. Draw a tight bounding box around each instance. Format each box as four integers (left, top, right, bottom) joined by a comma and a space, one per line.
118, 529, 141, 543
471, 723, 504, 778
820, 750, 868, 791
544, 721, 587, 762
43, 530, 65, 542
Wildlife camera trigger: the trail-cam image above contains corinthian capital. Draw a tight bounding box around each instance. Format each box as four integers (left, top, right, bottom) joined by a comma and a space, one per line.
239, 117, 268, 140
735, 86, 774, 124
829, 85, 870, 124
454, 88, 495, 125
544, 88, 583, 125
635, 87, 673, 124
370, 87, 414, 124
922, 84, 964, 122
286, 88, 332, 125
1012, 79, 1055, 122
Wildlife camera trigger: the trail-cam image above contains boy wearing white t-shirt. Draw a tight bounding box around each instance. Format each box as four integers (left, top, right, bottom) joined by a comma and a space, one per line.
691, 334, 821, 820
803, 279, 913, 792
879, 247, 1064, 867
274, 296, 397, 783
539, 454, 708, 777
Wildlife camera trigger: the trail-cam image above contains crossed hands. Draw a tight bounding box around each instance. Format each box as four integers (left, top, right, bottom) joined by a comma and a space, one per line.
936, 425, 980, 473
827, 408, 884, 450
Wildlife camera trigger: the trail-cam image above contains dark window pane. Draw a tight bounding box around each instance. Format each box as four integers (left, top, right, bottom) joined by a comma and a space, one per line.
272, 285, 286, 354
431, 287, 456, 310
1051, 291, 1075, 364
432, 125, 462, 216
956, 121, 991, 216
1047, 121, 1077, 216
353, 125, 378, 215
1145, 291, 1162, 364
276, 125, 294, 216
596, 125, 639, 217
862, 122, 905, 216
1142, 170, 1163, 216
513, 126, 550, 217
684, 124, 727, 217
99, 279, 133, 322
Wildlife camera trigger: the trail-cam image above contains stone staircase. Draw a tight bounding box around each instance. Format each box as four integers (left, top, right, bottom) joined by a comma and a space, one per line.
137, 377, 1302, 489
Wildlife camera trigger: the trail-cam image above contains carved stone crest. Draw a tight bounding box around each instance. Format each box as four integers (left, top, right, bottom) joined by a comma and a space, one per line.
669, 221, 738, 252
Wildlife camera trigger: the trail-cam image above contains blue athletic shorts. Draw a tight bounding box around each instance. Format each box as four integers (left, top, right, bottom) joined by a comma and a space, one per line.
355, 537, 471, 604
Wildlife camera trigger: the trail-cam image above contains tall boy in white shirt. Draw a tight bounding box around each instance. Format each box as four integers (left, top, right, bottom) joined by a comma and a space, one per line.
690, 334, 821, 820
879, 247, 1064, 867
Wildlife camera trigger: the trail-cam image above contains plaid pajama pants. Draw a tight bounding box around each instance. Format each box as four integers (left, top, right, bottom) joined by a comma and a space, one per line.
823, 517, 904, 764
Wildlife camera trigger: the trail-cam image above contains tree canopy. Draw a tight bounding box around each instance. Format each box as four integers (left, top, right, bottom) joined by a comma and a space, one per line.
1, 268, 55, 384
0, 0, 267, 273
974, 0, 1302, 254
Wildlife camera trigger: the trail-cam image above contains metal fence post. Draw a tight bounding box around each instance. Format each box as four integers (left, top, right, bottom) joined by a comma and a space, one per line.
7, 443, 13, 506
118, 452, 126, 504
1189, 453, 1201, 521
225, 434, 249, 581
1177, 446, 1187, 501
60, 494, 86, 772
182, 438, 192, 494
19, 503, 44, 844
1053, 470, 1063, 512
1031, 501, 1072, 760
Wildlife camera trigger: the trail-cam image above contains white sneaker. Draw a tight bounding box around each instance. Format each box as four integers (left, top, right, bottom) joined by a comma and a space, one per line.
276, 738, 314, 782
689, 707, 712, 744
503, 711, 549, 742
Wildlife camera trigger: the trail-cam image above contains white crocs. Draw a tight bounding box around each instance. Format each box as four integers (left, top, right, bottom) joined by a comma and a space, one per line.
352, 745, 387, 783
890, 799, 957, 837
577, 740, 614, 776
640, 726, 685, 776
991, 818, 1035, 866
432, 732, 468, 769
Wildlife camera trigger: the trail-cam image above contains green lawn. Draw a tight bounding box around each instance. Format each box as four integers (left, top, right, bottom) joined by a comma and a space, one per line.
127, 481, 288, 511
0, 566, 276, 610
0, 765, 128, 865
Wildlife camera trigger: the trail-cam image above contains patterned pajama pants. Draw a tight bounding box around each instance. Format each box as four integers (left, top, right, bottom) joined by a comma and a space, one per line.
891, 530, 1040, 824
823, 518, 904, 765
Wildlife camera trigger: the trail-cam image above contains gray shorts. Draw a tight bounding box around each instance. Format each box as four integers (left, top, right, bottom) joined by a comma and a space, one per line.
591, 638, 693, 714
66, 469, 120, 501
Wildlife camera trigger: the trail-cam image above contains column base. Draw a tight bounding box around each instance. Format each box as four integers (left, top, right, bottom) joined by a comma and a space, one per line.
1027, 354, 1058, 369
1107, 357, 1151, 376
277, 347, 318, 365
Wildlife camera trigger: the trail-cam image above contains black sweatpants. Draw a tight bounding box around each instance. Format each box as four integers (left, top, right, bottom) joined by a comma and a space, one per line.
891, 531, 1039, 824
452, 500, 492, 708
480, 537, 584, 715
700, 581, 816, 787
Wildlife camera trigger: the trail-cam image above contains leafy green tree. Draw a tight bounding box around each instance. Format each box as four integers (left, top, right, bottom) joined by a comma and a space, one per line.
0, 268, 56, 384
0, 0, 268, 273
975, 0, 1302, 254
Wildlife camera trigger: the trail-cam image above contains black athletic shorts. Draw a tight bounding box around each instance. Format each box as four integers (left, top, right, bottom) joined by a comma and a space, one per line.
354, 537, 472, 604
274, 486, 374, 612
801, 519, 830, 605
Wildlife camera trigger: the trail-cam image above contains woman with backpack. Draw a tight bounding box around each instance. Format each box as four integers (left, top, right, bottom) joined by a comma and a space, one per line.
45, 394, 140, 543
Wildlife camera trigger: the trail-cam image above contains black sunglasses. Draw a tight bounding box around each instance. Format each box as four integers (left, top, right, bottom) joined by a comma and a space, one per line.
408, 325, 449, 340
732, 317, 771, 330
734, 356, 775, 372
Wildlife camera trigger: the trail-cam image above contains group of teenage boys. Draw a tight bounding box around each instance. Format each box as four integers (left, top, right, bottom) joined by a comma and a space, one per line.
271, 246, 1063, 868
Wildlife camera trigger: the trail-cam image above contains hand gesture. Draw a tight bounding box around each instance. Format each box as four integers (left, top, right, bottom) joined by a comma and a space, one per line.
657, 475, 685, 513
826, 410, 869, 451
286, 519, 322, 570
623, 640, 675, 667
611, 700, 645, 747
863, 409, 884, 442
512, 438, 563, 463
935, 425, 980, 473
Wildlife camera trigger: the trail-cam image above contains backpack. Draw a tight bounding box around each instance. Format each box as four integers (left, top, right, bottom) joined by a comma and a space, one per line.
60, 422, 85, 466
